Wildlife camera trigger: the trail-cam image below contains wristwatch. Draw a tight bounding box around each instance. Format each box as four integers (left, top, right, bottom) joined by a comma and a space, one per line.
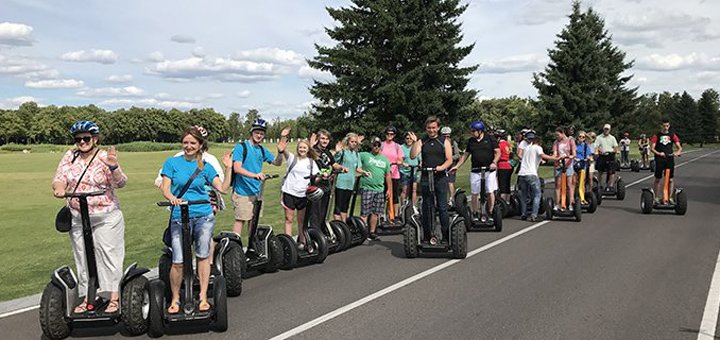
109, 165, 119, 171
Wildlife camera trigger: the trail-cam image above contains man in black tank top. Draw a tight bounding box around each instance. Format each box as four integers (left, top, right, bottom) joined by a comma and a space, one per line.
409, 116, 454, 242
649, 119, 682, 202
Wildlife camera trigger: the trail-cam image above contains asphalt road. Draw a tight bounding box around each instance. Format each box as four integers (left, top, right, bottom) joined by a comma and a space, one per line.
2, 149, 719, 340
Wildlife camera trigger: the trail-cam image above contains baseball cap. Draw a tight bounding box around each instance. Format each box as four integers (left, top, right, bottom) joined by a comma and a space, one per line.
371, 137, 382, 146
603, 124, 611, 130
441, 126, 452, 135
524, 132, 536, 140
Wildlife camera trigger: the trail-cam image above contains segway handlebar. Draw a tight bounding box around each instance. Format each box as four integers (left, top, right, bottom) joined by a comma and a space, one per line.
421, 167, 437, 172
263, 174, 280, 180
64, 190, 106, 198
156, 200, 211, 207
471, 166, 493, 172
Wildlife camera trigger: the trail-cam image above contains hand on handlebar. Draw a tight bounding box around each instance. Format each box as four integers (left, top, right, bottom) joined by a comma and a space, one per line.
170, 197, 184, 206
54, 188, 66, 198
254, 172, 266, 180
489, 163, 497, 171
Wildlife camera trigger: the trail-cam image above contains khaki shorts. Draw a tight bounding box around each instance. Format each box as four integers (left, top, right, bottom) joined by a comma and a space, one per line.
231, 193, 258, 221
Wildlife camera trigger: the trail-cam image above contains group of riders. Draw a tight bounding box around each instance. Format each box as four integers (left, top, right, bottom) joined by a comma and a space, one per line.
51, 115, 682, 316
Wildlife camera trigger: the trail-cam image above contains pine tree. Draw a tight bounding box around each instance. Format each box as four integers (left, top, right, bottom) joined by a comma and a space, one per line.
697, 88, 719, 146
308, 0, 477, 138
532, 0, 636, 137
672, 92, 700, 144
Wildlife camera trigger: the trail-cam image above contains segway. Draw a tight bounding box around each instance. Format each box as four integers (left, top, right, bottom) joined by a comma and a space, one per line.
345, 175, 368, 246
575, 158, 598, 213
215, 175, 283, 289
275, 186, 329, 269
545, 159, 582, 222
403, 168, 466, 259
599, 152, 626, 200
641, 156, 687, 215
319, 171, 352, 253
40, 191, 150, 340
148, 200, 228, 337
455, 167, 502, 232
377, 163, 405, 235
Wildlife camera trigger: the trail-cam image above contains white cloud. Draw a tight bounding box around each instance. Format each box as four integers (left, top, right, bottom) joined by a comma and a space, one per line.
0, 96, 40, 109
60, 49, 118, 64
0, 22, 34, 46
106, 74, 133, 83
76, 86, 145, 97
517, 0, 569, 26
146, 56, 282, 82
298, 64, 333, 81
192, 46, 206, 58
148, 51, 165, 62
171, 34, 196, 44
476, 54, 548, 74
636, 53, 720, 71
25, 79, 84, 89
236, 47, 305, 66
99, 98, 199, 110
611, 10, 720, 47
0, 54, 48, 75
236, 90, 251, 98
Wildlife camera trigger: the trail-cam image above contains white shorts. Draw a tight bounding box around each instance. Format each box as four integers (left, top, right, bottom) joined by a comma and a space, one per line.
470, 171, 498, 195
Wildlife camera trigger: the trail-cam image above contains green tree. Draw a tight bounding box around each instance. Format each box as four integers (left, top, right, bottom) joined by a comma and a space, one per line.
227, 112, 243, 142
697, 88, 719, 145
308, 0, 477, 139
672, 92, 700, 144
532, 0, 637, 138
464, 96, 541, 138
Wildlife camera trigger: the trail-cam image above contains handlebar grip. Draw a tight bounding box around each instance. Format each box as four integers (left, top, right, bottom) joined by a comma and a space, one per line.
156, 200, 211, 207
265, 174, 280, 179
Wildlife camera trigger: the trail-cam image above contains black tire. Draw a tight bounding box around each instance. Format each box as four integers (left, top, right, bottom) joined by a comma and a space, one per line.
574, 200, 582, 222
538, 194, 546, 215
39, 282, 70, 340
593, 178, 603, 206
158, 253, 171, 299
259, 235, 283, 273
329, 221, 350, 252
498, 199, 510, 219
650, 160, 656, 173
221, 242, 244, 297
454, 192, 472, 231
545, 197, 554, 221
347, 217, 367, 246
631, 160, 640, 172
493, 204, 503, 232
147, 279, 165, 338
403, 224, 418, 258
211, 276, 228, 333
616, 178, 626, 200
509, 193, 521, 217
675, 190, 688, 215
641, 190, 654, 214
587, 192, 598, 213
275, 234, 298, 270
451, 220, 467, 259
121, 276, 150, 335
308, 228, 329, 264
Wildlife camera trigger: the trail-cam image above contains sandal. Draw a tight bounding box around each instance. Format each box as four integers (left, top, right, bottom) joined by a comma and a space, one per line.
167, 300, 180, 314
105, 299, 119, 313
73, 301, 88, 314
198, 300, 211, 312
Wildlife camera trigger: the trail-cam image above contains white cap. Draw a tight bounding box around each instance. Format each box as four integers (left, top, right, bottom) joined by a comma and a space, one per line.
603, 123, 611, 130
441, 126, 452, 135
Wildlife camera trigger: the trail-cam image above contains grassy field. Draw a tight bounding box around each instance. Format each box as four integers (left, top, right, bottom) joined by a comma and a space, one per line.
0, 140, 712, 301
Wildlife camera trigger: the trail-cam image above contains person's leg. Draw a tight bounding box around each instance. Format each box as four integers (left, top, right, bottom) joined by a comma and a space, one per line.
420, 181, 432, 239
92, 209, 125, 312
554, 169, 562, 208
168, 219, 183, 313
392, 178, 401, 218
485, 172, 499, 214
653, 158, 663, 197
296, 208, 306, 244
470, 172, 481, 213
530, 176, 542, 218
567, 168, 576, 205
412, 182, 418, 205
231, 193, 252, 235
69, 213, 89, 312
668, 159, 676, 202
284, 208, 294, 236
193, 214, 214, 311
435, 176, 450, 239
518, 176, 529, 218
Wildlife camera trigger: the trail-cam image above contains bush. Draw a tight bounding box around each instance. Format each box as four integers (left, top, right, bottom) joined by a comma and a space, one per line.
0, 144, 70, 153
113, 142, 179, 152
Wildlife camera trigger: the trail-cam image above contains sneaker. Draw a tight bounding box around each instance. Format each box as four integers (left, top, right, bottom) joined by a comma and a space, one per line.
520, 215, 528, 221
529, 216, 538, 222
553, 205, 560, 212
297, 243, 305, 251
668, 198, 675, 205
655, 197, 662, 204
568, 204, 574, 211
368, 233, 380, 241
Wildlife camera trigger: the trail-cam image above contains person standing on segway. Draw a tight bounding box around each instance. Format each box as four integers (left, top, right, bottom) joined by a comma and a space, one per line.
620, 132, 631, 165
594, 124, 619, 191
333, 132, 364, 222
280, 139, 320, 248
359, 138, 392, 240
160, 126, 234, 314
52, 120, 128, 314
309, 129, 349, 230
638, 134, 650, 167
650, 118, 682, 204
495, 129, 513, 204
574, 131, 594, 204
380, 126, 404, 220
441, 126, 461, 204
400, 131, 421, 205
517, 132, 557, 221
552, 126, 577, 211
409, 116, 454, 243
450, 120, 500, 220
230, 119, 289, 236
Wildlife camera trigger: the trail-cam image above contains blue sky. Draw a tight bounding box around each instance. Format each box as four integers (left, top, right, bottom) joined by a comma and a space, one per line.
1, 0, 719, 119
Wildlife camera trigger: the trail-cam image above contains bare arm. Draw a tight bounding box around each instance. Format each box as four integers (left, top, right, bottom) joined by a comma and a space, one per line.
438, 138, 453, 171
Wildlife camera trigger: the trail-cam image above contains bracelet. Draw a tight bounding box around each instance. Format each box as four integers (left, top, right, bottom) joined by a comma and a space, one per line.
277, 149, 285, 154
109, 165, 119, 171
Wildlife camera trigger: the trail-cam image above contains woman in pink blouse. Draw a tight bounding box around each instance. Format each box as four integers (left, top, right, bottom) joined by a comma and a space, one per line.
51, 121, 128, 314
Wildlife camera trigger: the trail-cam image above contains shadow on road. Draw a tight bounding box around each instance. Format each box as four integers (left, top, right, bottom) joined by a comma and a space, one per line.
679, 326, 720, 339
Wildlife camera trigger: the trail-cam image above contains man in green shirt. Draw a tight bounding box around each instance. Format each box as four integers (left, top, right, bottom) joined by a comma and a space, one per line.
359, 138, 392, 240
594, 123, 619, 190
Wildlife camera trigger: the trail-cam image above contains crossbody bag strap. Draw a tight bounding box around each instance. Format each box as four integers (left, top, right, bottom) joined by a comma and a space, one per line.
70, 148, 100, 195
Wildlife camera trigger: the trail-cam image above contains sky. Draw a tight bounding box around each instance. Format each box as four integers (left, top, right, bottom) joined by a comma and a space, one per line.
1, 0, 718, 119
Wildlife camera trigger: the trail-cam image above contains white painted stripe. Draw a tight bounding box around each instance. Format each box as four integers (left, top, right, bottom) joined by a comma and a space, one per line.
698, 249, 720, 340
0, 305, 39, 319
269, 220, 550, 340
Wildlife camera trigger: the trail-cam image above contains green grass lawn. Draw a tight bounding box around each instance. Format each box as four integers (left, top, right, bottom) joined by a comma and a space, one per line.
0, 140, 714, 301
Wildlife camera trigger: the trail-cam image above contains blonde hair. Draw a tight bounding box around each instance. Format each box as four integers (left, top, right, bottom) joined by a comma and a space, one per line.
181, 127, 208, 170
297, 139, 318, 160
342, 132, 359, 150
587, 131, 596, 143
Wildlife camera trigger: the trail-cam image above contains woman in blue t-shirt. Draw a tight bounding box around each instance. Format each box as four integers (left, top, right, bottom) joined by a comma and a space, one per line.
160, 126, 233, 314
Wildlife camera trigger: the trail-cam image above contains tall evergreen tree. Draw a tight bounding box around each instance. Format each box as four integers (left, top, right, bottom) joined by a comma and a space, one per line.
697, 88, 719, 145
672, 91, 700, 144
308, 0, 477, 138
532, 0, 636, 137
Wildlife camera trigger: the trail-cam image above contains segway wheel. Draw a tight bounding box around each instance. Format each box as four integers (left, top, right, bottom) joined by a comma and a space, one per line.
403, 225, 418, 258
509, 193, 521, 217
275, 234, 298, 270
616, 178, 626, 200
574, 200, 582, 222
121, 275, 150, 335
538, 194, 546, 215
545, 197, 554, 221
39, 282, 71, 340
640, 190, 654, 214
451, 219, 467, 259
221, 241, 245, 297
260, 235, 283, 273
454, 192, 472, 231
147, 279, 165, 338
498, 199, 510, 219
158, 253, 171, 299
650, 160, 656, 173
329, 220, 350, 251
493, 205, 503, 232
631, 160, 640, 172
587, 192, 598, 214
348, 217, 368, 246
308, 228, 329, 264
211, 276, 228, 332
593, 178, 603, 206
675, 191, 688, 215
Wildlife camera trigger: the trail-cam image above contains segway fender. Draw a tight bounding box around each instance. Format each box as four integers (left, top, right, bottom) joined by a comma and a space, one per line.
120, 262, 150, 290
214, 231, 242, 244
51, 266, 78, 317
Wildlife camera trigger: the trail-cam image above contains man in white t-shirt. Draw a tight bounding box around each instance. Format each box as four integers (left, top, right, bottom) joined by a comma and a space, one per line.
517, 132, 557, 221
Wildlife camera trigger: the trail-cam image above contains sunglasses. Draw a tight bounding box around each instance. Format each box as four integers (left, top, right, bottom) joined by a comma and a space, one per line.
386, 132, 395, 135
578, 135, 586, 138
74, 136, 92, 144
372, 143, 382, 147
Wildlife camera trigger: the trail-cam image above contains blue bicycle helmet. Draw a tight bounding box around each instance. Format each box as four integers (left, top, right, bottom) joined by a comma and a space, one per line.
470, 120, 485, 132
69, 120, 100, 136
250, 118, 268, 132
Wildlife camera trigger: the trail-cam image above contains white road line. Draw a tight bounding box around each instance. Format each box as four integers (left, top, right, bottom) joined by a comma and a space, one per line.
268, 221, 550, 340
698, 249, 720, 340
625, 149, 715, 188
0, 305, 39, 319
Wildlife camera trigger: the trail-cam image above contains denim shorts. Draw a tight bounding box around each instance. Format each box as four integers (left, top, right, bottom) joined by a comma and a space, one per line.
554, 167, 574, 177
170, 213, 215, 263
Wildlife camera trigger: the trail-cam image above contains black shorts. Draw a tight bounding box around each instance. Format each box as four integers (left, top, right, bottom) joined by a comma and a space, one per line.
282, 192, 307, 210
497, 169, 512, 194
654, 157, 675, 179
334, 188, 353, 214
596, 154, 616, 172
446, 171, 457, 183
384, 178, 401, 204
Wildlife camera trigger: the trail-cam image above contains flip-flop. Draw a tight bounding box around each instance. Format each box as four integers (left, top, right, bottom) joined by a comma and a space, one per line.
105, 300, 119, 313
198, 300, 211, 312
167, 300, 180, 314
73, 301, 88, 314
